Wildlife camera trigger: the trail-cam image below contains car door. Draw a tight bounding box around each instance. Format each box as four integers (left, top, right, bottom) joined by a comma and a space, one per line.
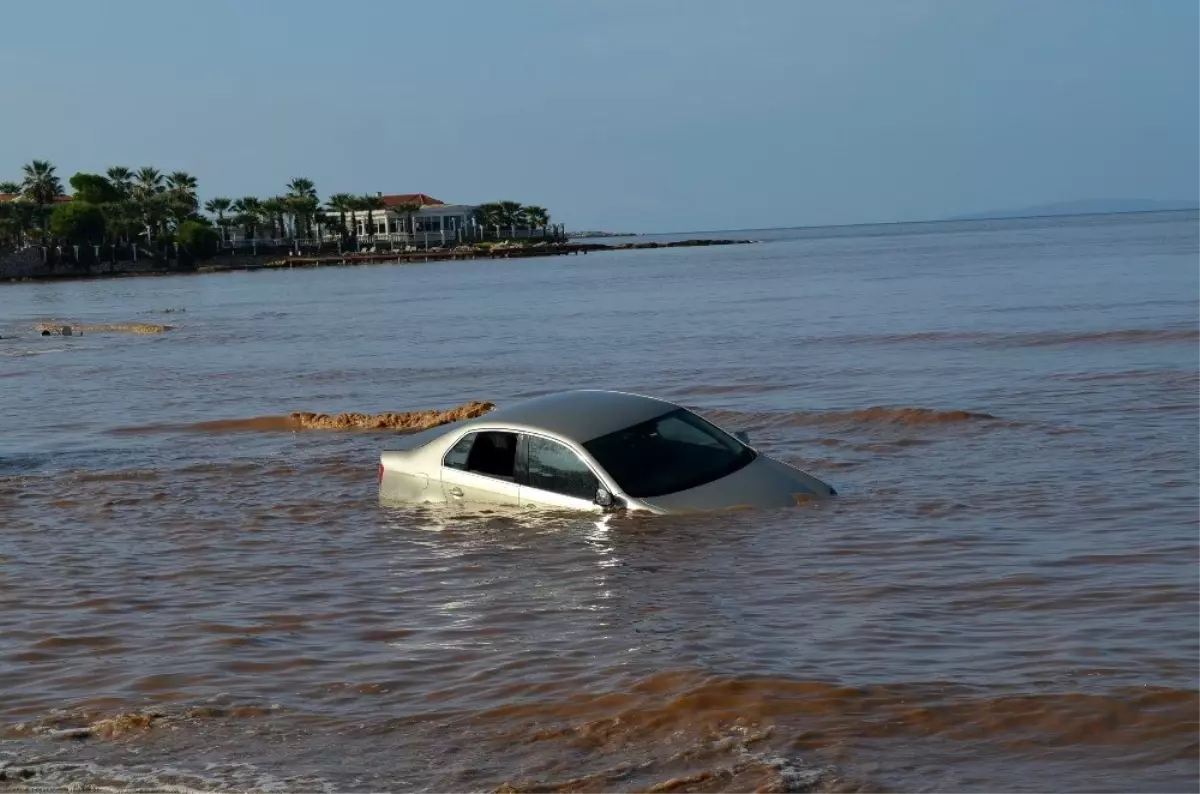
440, 430, 522, 508
517, 434, 604, 512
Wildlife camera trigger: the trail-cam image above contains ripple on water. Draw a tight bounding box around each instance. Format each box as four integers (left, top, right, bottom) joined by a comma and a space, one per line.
0, 212, 1196, 792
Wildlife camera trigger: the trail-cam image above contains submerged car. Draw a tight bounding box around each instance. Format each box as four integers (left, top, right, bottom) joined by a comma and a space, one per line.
378, 389, 836, 514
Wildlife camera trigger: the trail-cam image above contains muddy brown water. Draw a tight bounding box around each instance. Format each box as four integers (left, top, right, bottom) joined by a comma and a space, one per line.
0, 212, 1197, 792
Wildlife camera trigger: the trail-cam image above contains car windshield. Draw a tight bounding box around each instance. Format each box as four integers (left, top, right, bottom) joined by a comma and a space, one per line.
583, 408, 756, 499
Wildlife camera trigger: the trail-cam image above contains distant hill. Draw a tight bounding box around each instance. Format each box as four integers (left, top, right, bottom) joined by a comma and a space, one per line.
949, 198, 1199, 221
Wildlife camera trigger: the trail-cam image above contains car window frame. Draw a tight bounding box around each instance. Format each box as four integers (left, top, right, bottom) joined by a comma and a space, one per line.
440, 428, 520, 483
515, 431, 608, 503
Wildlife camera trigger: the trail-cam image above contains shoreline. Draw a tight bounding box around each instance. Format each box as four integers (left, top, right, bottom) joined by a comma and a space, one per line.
0, 238, 755, 284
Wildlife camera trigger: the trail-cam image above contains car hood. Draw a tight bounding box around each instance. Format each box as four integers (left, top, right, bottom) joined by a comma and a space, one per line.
633, 454, 834, 513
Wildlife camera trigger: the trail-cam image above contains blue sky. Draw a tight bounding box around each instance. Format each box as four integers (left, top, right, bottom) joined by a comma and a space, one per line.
1, 0, 1195, 232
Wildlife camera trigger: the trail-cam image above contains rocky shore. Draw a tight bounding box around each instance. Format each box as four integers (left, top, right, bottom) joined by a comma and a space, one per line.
0, 238, 755, 283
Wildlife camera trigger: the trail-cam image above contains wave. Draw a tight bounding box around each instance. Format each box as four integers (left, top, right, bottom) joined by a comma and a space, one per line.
462, 672, 1200, 757
0, 760, 333, 794
109, 400, 494, 435
832, 326, 1198, 348
704, 405, 999, 430
0, 346, 69, 357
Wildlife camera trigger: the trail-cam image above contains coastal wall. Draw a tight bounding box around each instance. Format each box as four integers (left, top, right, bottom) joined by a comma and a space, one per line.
0, 247, 46, 279
0, 245, 186, 281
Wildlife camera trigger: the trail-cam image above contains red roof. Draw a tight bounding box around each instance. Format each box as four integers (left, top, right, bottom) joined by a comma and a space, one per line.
380, 193, 444, 208
0, 193, 71, 203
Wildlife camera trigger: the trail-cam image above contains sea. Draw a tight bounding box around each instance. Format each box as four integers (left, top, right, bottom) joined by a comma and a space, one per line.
0, 210, 1196, 792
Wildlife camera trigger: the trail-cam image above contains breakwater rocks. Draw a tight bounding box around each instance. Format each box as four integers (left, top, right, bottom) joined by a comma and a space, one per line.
0, 238, 756, 283
601, 238, 756, 250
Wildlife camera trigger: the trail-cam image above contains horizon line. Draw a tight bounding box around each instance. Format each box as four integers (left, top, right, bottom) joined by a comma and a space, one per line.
576, 206, 1200, 238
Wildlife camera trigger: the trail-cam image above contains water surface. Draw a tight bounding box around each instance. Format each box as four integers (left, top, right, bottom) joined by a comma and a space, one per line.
1, 211, 1197, 792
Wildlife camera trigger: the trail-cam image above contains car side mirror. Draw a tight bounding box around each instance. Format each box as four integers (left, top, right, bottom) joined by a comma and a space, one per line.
595, 487, 623, 510
734, 430, 750, 445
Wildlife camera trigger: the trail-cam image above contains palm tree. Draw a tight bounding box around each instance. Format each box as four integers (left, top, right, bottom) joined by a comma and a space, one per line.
21, 160, 63, 230
476, 201, 523, 233
21, 160, 62, 205
326, 193, 355, 241
106, 167, 134, 199
285, 178, 318, 238
204, 197, 233, 243
166, 171, 198, 200
260, 197, 288, 240
165, 172, 199, 226
0, 181, 20, 195
231, 197, 263, 241
359, 194, 385, 240
288, 195, 320, 241
133, 167, 164, 200
523, 205, 550, 230
131, 167, 165, 244
493, 201, 525, 229
391, 201, 422, 240
286, 177, 317, 198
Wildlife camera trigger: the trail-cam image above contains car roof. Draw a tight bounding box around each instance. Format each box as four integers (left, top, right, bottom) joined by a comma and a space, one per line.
464, 389, 678, 443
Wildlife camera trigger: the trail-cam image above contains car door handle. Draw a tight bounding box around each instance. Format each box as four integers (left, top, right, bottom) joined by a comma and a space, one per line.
448, 487, 463, 498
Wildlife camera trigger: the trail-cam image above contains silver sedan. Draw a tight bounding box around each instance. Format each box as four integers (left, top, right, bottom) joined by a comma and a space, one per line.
378, 389, 836, 514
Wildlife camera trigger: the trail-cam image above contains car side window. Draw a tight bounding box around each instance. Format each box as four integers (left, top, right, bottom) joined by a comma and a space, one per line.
443, 433, 475, 471
523, 435, 599, 501
444, 431, 518, 481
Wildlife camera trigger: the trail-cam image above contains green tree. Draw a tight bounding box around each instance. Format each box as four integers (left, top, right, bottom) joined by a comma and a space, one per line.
105, 167, 134, 199
286, 177, 318, 238
359, 194, 385, 239
166, 171, 197, 195
21, 160, 63, 230
326, 193, 356, 241
132, 167, 165, 244
2, 197, 38, 244
69, 173, 121, 205
101, 199, 141, 246
287, 177, 316, 197
204, 197, 233, 242
260, 197, 288, 240
231, 196, 263, 241
164, 171, 199, 229
393, 201, 422, 239
133, 167, 164, 200
21, 160, 62, 205
176, 218, 220, 259
288, 195, 320, 240
0, 201, 22, 246
496, 201, 526, 229
523, 205, 550, 229
0, 181, 20, 195
49, 201, 106, 244
475, 202, 504, 230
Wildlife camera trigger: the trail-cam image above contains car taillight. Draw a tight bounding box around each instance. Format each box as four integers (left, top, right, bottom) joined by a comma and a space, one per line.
378, 463, 384, 484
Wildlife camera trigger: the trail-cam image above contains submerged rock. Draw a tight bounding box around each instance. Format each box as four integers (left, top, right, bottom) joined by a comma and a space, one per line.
33, 321, 171, 335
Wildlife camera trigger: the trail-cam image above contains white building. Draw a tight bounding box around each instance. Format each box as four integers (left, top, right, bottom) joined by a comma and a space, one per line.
341, 193, 478, 241
222, 192, 562, 249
